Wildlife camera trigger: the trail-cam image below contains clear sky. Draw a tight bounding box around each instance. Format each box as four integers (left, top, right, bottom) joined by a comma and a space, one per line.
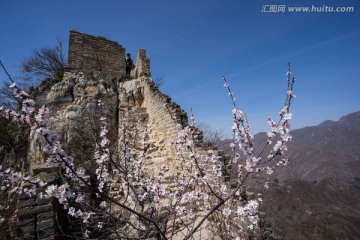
0, 0, 359, 136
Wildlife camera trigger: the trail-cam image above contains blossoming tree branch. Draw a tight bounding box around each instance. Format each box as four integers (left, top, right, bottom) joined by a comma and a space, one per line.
0, 60, 295, 239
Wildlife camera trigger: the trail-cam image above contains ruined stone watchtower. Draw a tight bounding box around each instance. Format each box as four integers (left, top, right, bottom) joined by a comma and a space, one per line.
10, 30, 230, 240
67, 30, 150, 79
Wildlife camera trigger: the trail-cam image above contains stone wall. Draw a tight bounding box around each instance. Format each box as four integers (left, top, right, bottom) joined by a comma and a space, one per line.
132, 49, 151, 78
143, 78, 187, 139
11, 31, 232, 239
142, 78, 188, 156
24, 72, 121, 239
29, 71, 119, 174
10, 185, 55, 239
67, 30, 126, 78
21, 74, 231, 239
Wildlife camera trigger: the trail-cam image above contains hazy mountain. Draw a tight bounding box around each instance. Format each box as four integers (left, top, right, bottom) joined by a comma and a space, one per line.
265, 111, 360, 182
218, 111, 360, 182
218, 111, 360, 240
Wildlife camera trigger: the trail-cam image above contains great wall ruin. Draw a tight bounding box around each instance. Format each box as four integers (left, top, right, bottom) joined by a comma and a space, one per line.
8, 30, 231, 239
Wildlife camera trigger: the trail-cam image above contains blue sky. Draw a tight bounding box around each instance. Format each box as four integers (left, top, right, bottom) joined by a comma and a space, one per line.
0, 0, 359, 136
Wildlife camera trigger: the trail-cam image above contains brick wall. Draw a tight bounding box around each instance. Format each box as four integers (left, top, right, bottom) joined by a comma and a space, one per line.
67, 30, 126, 77
10, 186, 55, 239
142, 78, 188, 155
133, 49, 151, 78
13, 31, 232, 239
141, 77, 231, 181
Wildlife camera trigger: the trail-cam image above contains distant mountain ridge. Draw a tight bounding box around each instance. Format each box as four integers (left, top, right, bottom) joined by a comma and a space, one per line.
254, 111, 360, 240
273, 110, 360, 181
219, 111, 360, 182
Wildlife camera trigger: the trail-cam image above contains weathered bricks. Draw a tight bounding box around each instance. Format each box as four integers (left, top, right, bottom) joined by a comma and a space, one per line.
11, 30, 233, 239
68, 30, 126, 77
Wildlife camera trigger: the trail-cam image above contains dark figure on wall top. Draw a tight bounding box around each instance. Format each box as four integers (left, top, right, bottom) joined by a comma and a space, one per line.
125, 53, 134, 76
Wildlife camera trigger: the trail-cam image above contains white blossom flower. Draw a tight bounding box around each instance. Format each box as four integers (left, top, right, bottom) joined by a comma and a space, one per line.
223, 208, 231, 217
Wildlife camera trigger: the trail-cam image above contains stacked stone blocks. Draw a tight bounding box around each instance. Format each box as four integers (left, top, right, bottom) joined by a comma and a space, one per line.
132, 49, 151, 78
11, 193, 54, 239
68, 30, 126, 78
12, 31, 233, 239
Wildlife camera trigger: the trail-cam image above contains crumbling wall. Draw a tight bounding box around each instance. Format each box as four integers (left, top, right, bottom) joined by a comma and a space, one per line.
67, 30, 126, 77
10, 181, 56, 239
142, 78, 188, 150
132, 49, 151, 78
12, 30, 232, 239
